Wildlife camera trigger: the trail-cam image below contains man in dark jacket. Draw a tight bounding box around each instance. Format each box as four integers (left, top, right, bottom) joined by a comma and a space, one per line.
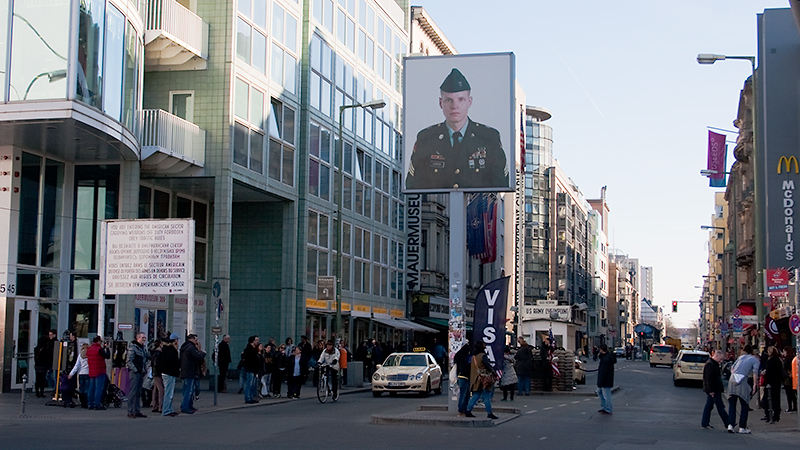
596, 344, 616, 415
126, 332, 150, 418
179, 334, 206, 414
33, 329, 57, 398
158, 334, 181, 417
701, 349, 729, 429
216, 335, 232, 393
242, 336, 261, 403
514, 337, 533, 395
454, 342, 472, 416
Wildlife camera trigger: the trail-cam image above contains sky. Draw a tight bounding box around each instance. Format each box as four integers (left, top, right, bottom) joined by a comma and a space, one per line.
416, 1, 790, 326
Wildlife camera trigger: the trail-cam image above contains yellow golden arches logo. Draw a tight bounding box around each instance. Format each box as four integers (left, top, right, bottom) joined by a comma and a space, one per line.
778, 156, 800, 174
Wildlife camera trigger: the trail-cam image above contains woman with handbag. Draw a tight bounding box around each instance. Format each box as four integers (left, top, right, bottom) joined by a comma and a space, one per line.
465, 341, 498, 420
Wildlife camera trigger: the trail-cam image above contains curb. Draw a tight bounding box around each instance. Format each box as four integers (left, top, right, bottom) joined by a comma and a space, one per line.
195, 387, 373, 414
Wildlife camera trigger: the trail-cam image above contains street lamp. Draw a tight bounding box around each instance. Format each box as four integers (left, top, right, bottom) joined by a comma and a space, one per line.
697, 52, 764, 325
335, 99, 386, 342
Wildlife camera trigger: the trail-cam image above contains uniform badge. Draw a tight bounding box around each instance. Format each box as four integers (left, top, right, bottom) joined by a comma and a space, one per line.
429, 154, 445, 169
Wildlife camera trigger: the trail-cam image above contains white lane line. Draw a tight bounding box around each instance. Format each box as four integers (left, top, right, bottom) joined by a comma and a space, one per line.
543, 407, 553, 410
558, 404, 567, 407
571, 401, 580, 404
539, 437, 548, 441
525, 410, 538, 414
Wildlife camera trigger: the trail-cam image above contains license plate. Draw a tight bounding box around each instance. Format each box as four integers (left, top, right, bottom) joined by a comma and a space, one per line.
689, 365, 700, 371
388, 382, 405, 387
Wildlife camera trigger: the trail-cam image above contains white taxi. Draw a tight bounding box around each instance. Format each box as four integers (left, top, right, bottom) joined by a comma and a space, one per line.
672, 349, 710, 386
371, 352, 443, 397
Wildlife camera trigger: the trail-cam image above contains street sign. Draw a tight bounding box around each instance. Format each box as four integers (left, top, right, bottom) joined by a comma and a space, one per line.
732, 317, 743, 337
720, 322, 728, 333
211, 326, 222, 335
317, 276, 336, 300
733, 308, 741, 318
789, 314, 800, 335
118, 323, 133, 331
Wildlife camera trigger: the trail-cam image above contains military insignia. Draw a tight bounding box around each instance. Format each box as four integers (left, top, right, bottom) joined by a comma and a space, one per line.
429, 154, 445, 169
438, 134, 444, 140
469, 160, 475, 168
479, 158, 485, 167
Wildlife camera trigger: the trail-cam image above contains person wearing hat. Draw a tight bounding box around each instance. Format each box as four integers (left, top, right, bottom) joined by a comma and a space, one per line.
157, 333, 181, 416
406, 68, 508, 191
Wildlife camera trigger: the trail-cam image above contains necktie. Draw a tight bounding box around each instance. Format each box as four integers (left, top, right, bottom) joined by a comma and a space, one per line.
452, 131, 462, 150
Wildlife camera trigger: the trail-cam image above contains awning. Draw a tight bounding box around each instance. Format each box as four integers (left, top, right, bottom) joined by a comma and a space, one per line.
371, 317, 438, 333
414, 317, 473, 331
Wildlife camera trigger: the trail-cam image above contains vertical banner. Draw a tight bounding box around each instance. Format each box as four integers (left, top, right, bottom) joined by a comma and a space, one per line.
707, 131, 727, 187
472, 276, 510, 370
765, 268, 789, 309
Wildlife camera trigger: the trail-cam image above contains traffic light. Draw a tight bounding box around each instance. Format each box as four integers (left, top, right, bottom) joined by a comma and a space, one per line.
672, 301, 678, 313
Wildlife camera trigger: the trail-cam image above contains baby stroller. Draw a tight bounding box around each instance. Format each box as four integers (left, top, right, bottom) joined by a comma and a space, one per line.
103, 372, 126, 408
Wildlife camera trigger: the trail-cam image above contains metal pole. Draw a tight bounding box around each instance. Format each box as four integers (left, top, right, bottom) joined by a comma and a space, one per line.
20, 374, 27, 415
448, 192, 466, 413
336, 105, 346, 340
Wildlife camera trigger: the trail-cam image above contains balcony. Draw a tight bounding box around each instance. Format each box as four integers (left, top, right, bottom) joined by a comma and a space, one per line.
141, 109, 205, 175
144, 0, 209, 71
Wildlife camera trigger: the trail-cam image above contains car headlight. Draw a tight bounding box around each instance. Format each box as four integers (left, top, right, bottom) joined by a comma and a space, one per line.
415, 372, 424, 380
373, 373, 380, 381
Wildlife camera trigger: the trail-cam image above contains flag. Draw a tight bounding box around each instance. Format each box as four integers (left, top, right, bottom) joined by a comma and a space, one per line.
480, 195, 498, 264
472, 277, 510, 374
467, 194, 487, 258
707, 131, 727, 187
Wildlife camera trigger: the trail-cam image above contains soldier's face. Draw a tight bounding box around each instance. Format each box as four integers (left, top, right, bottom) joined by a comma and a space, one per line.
439, 90, 472, 128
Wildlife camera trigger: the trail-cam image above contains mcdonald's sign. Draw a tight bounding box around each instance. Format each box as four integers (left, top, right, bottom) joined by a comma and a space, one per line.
777, 156, 799, 174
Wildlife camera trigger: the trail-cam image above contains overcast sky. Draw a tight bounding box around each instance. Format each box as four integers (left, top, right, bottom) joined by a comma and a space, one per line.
416, 1, 790, 326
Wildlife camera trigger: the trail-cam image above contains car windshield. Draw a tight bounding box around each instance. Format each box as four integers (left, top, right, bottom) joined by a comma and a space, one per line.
680, 354, 709, 363
382, 354, 428, 367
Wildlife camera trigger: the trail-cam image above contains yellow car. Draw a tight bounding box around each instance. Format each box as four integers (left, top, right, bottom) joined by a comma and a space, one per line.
371, 352, 443, 397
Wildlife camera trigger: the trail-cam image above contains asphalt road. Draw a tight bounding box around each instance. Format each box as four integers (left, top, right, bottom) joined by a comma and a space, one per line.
1, 360, 797, 449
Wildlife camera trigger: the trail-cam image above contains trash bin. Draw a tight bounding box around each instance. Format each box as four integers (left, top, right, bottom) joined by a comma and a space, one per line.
347, 361, 364, 387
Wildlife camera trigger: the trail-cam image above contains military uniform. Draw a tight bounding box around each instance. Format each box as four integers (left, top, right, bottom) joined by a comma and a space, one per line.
406, 118, 508, 190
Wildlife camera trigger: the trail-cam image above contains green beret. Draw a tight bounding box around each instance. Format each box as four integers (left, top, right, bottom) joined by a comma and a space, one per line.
440, 68, 470, 93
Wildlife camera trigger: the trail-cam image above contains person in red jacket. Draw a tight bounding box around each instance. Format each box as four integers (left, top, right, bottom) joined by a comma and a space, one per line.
86, 336, 110, 410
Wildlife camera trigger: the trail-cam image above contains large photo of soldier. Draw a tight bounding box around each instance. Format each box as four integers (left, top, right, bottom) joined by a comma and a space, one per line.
403, 53, 514, 193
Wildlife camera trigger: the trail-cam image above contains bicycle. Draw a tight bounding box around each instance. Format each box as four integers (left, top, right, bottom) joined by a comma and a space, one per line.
317, 364, 339, 403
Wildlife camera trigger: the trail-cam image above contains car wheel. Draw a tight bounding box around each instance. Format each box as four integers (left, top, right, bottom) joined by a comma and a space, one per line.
673, 378, 680, 387
421, 379, 431, 397
650, 363, 654, 368
372, 391, 382, 397
434, 377, 443, 395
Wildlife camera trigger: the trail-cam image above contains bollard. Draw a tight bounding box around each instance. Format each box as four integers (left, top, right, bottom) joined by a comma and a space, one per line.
21, 374, 28, 415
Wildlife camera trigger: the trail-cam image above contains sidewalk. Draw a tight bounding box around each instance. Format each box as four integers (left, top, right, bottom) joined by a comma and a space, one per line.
0, 380, 371, 419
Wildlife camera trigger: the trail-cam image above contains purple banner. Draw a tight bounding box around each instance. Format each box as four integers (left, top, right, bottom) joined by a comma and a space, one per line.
472, 276, 509, 371
707, 131, 727, 187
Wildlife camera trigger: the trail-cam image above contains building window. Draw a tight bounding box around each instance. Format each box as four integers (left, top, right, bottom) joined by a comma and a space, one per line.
237, 0, 268, 74
268, 98, 295, 186
309, 122, 332, 200
310, 34, 333, 116
233, 78, 265, 174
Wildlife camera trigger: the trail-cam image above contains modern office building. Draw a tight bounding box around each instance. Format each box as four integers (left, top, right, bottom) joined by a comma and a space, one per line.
0, 0, 422, 392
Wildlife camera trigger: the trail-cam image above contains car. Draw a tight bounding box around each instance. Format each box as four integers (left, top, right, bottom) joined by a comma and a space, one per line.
614, 347, 625, 357
574, 357, 586, 385
650, 345, 677, 368
672, 350, 710, 386
371, 352, 443, 397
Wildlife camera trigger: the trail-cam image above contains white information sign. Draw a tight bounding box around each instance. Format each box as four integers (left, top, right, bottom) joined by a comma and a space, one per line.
102, 219, 194, 295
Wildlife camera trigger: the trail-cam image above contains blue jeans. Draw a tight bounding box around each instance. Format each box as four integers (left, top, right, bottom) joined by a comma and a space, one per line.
467, 388, 493, 415
517, 375, 531, 395
244, 372, 257, 402
728, 395, 749, 428
162, 374, 176, 415
89, 375, 106, 408
597, 386, 612, 413
181, 378, 196, 412
701, 392, 729, 427
457, 377, 471, 413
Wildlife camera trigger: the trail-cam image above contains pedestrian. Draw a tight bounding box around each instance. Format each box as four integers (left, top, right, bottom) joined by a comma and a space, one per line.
158, 334, 181, 417
217, 334, 232, 393
283, 337, 295, 357
514, 337, 533, 396
179, 334, 206, 414
126, 332, 150, 418
592, 346, 599, 362
286, 346, 309, 398
500, 346, 518, 401
150, 340, 164, 413
242, 336, 261, 404
540, 337, 553, 392
33, 329, 57, 398
86, 336, 110, 410
261, 343, 275, 398
338, 341, 349, 386
432, 338, 446, 370
465, 341, 498, 420
66, 343, 90, 408
764, 346, 783, 423
454, 342, 472, 416
701, 348, 729, 429
272, 344, 286, 397
726, 344, 760, 434
782, 347, 797, 413
317, 340, 340, 397
596, 344, 616, 415
299, 335, 313, 359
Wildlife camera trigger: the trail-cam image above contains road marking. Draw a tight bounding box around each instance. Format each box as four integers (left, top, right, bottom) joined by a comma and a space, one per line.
571, 401, 580, 404
525, 410, 538, 414
539, 437, 548, 440
558, 404, 567, 407
583, 398, 592, 402
543, 407, 553, 410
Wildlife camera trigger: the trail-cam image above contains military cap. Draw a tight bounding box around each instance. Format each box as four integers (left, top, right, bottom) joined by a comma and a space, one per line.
440, 68, 471, 93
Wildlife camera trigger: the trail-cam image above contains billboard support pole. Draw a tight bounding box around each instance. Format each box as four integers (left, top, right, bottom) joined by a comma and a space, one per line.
448, 192, 467, 414
187, 220, 196, 336
99, 222, 107, 338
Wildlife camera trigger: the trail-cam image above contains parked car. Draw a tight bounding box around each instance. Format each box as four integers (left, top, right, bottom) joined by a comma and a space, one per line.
673, 350, 710, 386
371, 352, 443, 397
614, 347, 625, 357
650, 345, 677, 368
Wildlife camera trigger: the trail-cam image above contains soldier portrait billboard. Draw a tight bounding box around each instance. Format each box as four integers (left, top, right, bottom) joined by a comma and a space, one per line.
403, 53, 514, 193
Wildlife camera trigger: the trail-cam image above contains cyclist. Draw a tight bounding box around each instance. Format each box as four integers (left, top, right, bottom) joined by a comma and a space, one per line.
318, 340, 340, 397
